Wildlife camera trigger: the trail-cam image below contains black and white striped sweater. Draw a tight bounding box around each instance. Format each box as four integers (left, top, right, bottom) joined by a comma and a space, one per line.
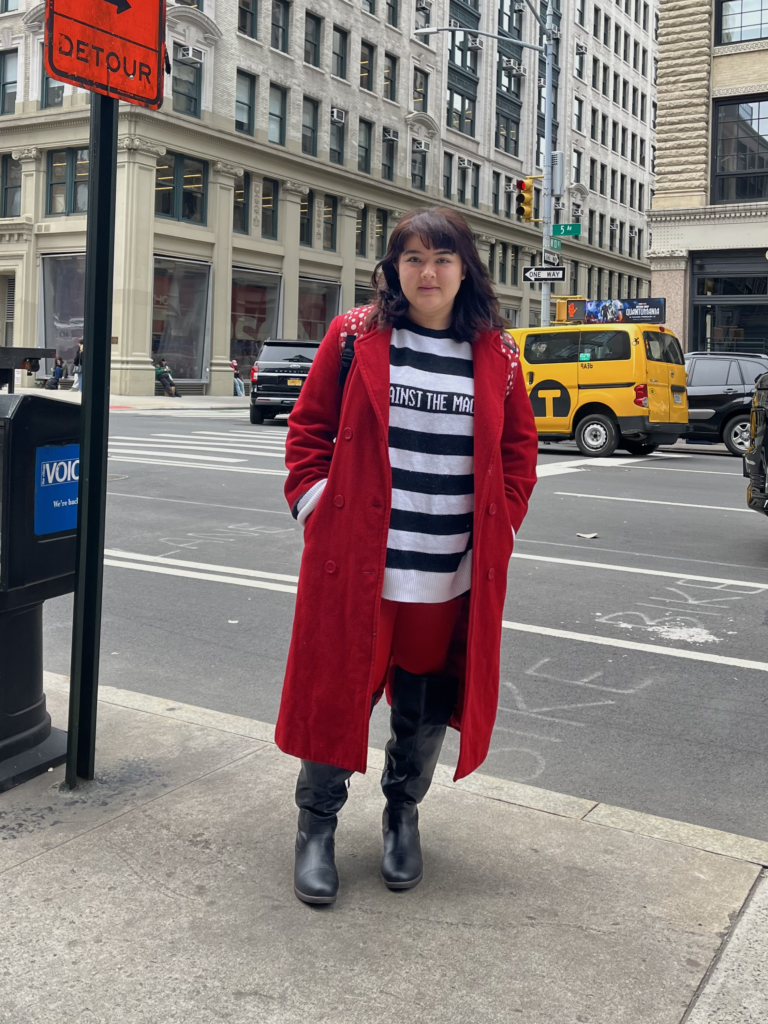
382, 318, 474, 603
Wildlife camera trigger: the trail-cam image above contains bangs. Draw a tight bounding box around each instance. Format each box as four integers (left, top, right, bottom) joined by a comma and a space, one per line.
399, 210, 462, 254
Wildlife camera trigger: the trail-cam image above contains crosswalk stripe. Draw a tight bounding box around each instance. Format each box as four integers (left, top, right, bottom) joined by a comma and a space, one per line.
108, 447, 245, 463
108, 439, 285, 459
107, 455, 288, 476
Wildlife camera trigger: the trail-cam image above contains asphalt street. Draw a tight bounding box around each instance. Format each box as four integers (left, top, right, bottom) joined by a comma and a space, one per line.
43, 409, 768, 841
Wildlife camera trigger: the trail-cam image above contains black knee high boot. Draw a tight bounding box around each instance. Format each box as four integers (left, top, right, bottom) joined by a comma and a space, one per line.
380, 667, 458, 890
294, 760, 353, 905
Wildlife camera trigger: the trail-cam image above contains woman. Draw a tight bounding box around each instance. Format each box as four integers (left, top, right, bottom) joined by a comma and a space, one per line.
278, 206, 538, 906
71, 342, 83, 392
46, 357, 67, 390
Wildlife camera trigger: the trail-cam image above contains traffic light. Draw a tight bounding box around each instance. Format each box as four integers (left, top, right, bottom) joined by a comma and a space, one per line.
515, 177, 535, 221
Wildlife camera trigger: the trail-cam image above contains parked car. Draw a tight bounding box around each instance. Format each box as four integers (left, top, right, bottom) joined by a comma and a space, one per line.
744, 370, 768, 518
249, 340, 320, 424
684, 352, 768, 456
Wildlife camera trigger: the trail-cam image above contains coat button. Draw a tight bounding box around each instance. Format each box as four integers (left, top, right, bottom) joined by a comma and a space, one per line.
488, 503, 497, 515
325, 561, 337, 574
487, 568, 496, 580
333, 494, 344, 508
343, 427, 353, 440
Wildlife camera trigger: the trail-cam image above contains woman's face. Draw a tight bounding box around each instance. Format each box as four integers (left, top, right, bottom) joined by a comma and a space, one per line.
396, 235, 465, 326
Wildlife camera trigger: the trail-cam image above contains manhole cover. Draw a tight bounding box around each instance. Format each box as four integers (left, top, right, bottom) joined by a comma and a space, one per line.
107, 474, 129, 481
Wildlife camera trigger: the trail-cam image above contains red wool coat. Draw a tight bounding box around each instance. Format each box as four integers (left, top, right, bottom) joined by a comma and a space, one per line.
275, 315, 538, 781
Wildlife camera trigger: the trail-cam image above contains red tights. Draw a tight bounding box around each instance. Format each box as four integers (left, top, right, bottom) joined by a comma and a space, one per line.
372, 597, 463, 689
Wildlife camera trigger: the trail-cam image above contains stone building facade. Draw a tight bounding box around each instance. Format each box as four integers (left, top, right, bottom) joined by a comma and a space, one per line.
648, 0, 768, 353
0, 0, 656, 395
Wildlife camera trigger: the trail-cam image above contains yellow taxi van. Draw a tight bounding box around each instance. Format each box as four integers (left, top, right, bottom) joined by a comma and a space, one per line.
509, 307, 689, 457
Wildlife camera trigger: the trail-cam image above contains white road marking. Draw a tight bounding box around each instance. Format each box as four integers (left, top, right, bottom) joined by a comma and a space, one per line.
107, 456, 287, 476
536, 455, 665, 478
103, 559, 298, 594
511, 551, 768, 589
501, 620, 768, 672
105, 493, 292, 515
108, 438, 286, 458
554, 491, 749, 513
192, 430, 287, 444
633, 465, 743, 477
105, 549, 299, 582
108, 447, 245, 464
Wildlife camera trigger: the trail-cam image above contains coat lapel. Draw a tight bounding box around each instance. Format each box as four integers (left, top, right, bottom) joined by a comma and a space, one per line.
353, 326, 391, 442
473, 330, 507, 490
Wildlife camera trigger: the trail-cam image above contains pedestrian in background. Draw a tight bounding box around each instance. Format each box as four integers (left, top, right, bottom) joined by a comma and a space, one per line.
71, 341, 83, 392
45, 357, 67, 390
232, 359, 244, 397
155, 358, 178, 397
277, 206, 538, 906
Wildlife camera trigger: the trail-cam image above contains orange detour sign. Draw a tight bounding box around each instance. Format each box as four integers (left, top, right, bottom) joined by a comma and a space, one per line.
45, 0, 165, 109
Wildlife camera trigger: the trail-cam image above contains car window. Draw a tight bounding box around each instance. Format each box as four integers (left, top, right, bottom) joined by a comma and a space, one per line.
727, 361, 743, 385
688, 359, 733, 387
524, 331, 581, 363
259, 344, 319, 362
739, 359, 768, 385
643, 331, 685, 364
579, 330, 631, 362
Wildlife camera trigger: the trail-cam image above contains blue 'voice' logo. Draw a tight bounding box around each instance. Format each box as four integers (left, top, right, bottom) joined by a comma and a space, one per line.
34, 443, 80, 535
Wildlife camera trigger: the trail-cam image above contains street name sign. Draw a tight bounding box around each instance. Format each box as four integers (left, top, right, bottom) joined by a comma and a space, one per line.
546, 237, 562, 251
45, 0, 165, 108
552, 223, 582, 237
543, 250, 560, 267
523, 267, 566, 282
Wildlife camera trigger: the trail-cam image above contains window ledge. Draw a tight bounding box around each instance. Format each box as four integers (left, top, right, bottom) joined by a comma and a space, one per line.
237, 32, 263, 46
382, 96, 400, 106
304, 62, 326, 73
330, 74, 351, 87
269, 47, 294, 60
361, 10, 380, 23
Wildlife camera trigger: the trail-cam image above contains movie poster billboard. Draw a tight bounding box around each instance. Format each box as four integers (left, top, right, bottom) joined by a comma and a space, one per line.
564, 298, 667, 324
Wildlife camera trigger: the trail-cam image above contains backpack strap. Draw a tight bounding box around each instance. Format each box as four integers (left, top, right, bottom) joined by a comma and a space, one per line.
500, 331, 520, 398
337, 304, 375, 389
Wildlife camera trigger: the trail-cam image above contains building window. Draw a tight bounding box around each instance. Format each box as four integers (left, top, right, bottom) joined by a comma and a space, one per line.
48, 148, 89, 216
589, 157, 597, 190
411, 145, 427, 190
302, 97, 319, 156
718, 0, 768, 44
622, 79, 629, 109
235, 71, 255, 134
639, 138, 646, 166
573, 96, 584, 131
640, 93, 647, 122
621, 126, 627, 155
299, 190, 314, 246
384, 53, 398, 101
602, 63, 609, 96
152, 257, 210, 380
41, 52, 64, 109
492, 169, 500, 213
444, 152, 453, 200
272, 0, 290, 51
268, 84, 286, 145
499, 0, 523, 36
590, 107, 598, 140
413, 68, 428, 112
572, 149, 582, 183
601, 113, 608, 145
304, 13, 322, 66
598, 212, 605, 247
0, 50, 16, 116
636, 228, 643, 255
533, 186, 541, 221
330, 116, 345, 165
447, 89, 475, 136
375, 208, 388, 258
239, 0, 257, 37
495, 112, 518, 154
360, 42, 375, 90
457, 164, 467, 204
1, 155, 20, 217
603, 14, 611, 45
172, 44, 201, 117
299, 278, 341, 341
614, 23, 621, 53
233, 172, 250, 234
231, 269, 281, 367
623, 29, 630, 60
576, 0, 585, 24
633, 39, 639, 68
499, 242, 508, 284
630, 132, 637, 161
154, 153, 205, 223
714, 96, 768, 202
599, 162, 607, 194
641, 46, 648, 76
332, 27, 348, 78
610, 168, 617, 199
362, 0, 375, 13
612, 72, 620, 103
471, 163, 480, 207
262, 178, 279, 238
323, 195, 337, 250
449, 30, 479, 74
632, 86, 638, 115
382, 131, 395, 179
356, 206, 367, 255
638, 183, 644, 210
504, 175, 513, 218
588, 208, 595, 243
618, 222, 625, 254
643, 1, 649, 29
488, 242, 496, 281
386, 0, 398, 26
629, 178, 636, 207
592, 56, 600, 89
414, 0, 431, 32
593, 5, 601, 36
358, 119, 372, 173
497, 51, 521, 96
620, 173, 626, 203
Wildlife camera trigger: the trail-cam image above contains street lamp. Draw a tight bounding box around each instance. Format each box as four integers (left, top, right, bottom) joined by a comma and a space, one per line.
415, 0, 557, 325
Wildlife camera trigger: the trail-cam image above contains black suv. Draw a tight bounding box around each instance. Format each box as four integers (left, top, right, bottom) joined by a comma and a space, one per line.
684, 352, 768, 456
249, 340, 320, 424
745, 371, 768, 518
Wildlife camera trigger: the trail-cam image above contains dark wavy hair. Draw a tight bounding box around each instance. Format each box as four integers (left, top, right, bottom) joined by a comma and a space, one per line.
369, 206, 504, 343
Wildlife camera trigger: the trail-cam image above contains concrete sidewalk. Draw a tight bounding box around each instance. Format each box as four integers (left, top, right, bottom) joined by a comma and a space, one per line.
1, 674, 767, 1024
31, 390, 252, 412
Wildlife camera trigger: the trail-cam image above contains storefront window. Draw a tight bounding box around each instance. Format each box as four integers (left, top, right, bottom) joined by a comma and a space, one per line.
152, 257, 210, 379
41, 254, 85, 364
231, 268, 281, 366
298, 278, 340, 341
692, 304, 768, 354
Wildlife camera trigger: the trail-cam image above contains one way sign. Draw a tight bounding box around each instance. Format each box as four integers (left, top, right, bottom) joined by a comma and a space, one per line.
523, 267, 566, 283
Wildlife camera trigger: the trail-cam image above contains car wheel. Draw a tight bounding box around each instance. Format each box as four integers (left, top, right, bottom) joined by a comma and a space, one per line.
622, 440, 659, 456
723, 414, 751, 456
575, 413, 619, 457
250, 406, 265, 424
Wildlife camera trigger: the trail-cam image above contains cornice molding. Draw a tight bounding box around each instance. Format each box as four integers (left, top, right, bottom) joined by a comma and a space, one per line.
21, 1, 45, 30
11, 147, 42, 163
712, 83, 768, 97
281, 179, 309, 196
648, 202, 768, 224
212, 160, 244, 178
713, 39, 768, 55
117, 136, 166, 158
405, 111, 440, 139
340, 196, 365, 211
0, 220, 34, 242
166, 4, 223, 42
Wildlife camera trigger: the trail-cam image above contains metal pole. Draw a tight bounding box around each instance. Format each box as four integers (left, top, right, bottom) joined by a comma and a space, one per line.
540, 5, 554, 327
65, 92, 118, 787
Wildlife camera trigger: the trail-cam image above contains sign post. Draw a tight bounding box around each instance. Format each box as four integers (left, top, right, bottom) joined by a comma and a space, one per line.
44, 0, 165, 787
